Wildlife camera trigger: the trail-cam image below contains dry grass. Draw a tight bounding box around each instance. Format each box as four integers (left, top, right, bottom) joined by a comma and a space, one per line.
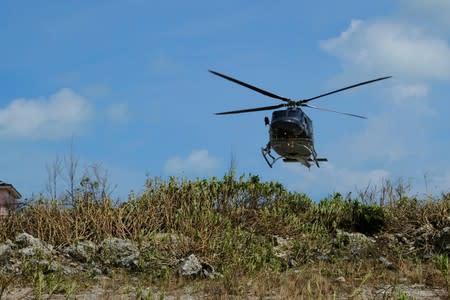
1, 174, 450, 298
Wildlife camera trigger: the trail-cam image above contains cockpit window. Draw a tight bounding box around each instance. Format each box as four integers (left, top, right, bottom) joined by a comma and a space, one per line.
273, 111, 286, 118
288, 110, 298, 117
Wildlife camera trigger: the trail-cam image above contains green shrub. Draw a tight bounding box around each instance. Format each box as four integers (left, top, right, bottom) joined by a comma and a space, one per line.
311, 194, 384, 235
351, 201, 384, 235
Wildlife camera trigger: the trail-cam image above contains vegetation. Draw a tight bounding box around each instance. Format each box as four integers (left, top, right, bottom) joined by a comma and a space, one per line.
1, 172, 450, 298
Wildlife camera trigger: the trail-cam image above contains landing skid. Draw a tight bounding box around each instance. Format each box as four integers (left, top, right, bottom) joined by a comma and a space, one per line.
306, 145, 327, 168
261, 146, 282, 168
261, 143, 327, 168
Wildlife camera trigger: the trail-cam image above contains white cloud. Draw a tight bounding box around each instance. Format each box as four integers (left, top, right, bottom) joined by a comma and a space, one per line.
107, 103, 129, 123
319, 16, 442, 164
0, 88, 92, 139
164, 150, 220, 176
391, 83, 428, 100
336, 83, 434, 165
390, 83, 435, 115
318, 6, 447, 167
293, 2, 450, 199
348, 113, 407, 163
320, 19, 450, 80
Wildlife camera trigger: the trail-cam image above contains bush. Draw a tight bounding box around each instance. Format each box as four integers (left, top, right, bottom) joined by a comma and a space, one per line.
351, 201, 384, 235
311, 194, 384, 235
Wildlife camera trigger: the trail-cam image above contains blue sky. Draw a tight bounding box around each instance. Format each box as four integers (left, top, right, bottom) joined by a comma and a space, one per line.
1, 0, 450, 200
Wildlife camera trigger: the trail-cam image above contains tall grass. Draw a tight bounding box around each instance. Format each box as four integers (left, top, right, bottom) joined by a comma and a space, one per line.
1, 173, 450, 277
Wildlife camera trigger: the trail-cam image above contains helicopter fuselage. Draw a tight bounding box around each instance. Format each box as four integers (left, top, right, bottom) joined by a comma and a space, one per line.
264, 108, 322, 168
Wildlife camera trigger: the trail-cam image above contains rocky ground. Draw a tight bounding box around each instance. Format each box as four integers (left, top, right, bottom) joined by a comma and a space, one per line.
2, 227, 450, 299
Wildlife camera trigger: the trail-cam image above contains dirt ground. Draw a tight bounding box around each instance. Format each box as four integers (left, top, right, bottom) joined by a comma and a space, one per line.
2, 281, 448, 300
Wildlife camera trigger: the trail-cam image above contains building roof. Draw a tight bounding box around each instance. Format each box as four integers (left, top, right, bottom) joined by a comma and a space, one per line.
0, 181, 22, 199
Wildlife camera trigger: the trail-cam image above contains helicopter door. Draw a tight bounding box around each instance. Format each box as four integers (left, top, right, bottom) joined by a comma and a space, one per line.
304, 117, 313, 138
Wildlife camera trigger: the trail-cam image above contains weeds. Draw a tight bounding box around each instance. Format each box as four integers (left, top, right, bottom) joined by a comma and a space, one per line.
397, 291, 416, 300
1, 173, 450, 297
434, 254, 450, 297
0, 271, 15, 299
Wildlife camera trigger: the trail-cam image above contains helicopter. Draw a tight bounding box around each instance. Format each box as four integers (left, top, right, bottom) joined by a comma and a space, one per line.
210, 70, 391, 168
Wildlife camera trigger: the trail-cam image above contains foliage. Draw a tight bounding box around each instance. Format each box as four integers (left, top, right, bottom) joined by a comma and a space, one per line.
1, 172, 450, 297
434, 254, 450, 297
351, 200, 384, 234
312, 193, 384, 234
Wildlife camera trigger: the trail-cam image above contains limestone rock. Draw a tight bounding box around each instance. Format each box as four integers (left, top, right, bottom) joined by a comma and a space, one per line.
64, 240, 96, 263
180, 254, 202, 276
15, 233, 53, 257
379, 256, 395, 269
179, 254, 220, 279
16, 233, 46, 249
98, 238, 139, 269
335, 230, 375, 256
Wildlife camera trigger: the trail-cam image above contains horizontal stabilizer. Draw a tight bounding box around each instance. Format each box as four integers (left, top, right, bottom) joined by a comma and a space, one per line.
307, 158, 328, 162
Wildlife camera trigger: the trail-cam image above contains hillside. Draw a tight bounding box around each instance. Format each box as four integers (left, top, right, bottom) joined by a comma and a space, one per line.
1, 174, 450, 299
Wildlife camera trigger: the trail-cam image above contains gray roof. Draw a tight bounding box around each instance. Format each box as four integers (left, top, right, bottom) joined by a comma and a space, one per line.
0, 181, 22, 199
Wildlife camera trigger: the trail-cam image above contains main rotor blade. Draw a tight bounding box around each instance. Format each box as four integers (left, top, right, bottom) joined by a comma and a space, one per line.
302, 104, 367, 119
209, 70, 291, 103
299, 76, 392, 104
215, 103, 286, 115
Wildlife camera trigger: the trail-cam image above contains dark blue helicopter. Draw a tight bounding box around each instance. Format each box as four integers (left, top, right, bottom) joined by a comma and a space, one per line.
210, 70, 391, 168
